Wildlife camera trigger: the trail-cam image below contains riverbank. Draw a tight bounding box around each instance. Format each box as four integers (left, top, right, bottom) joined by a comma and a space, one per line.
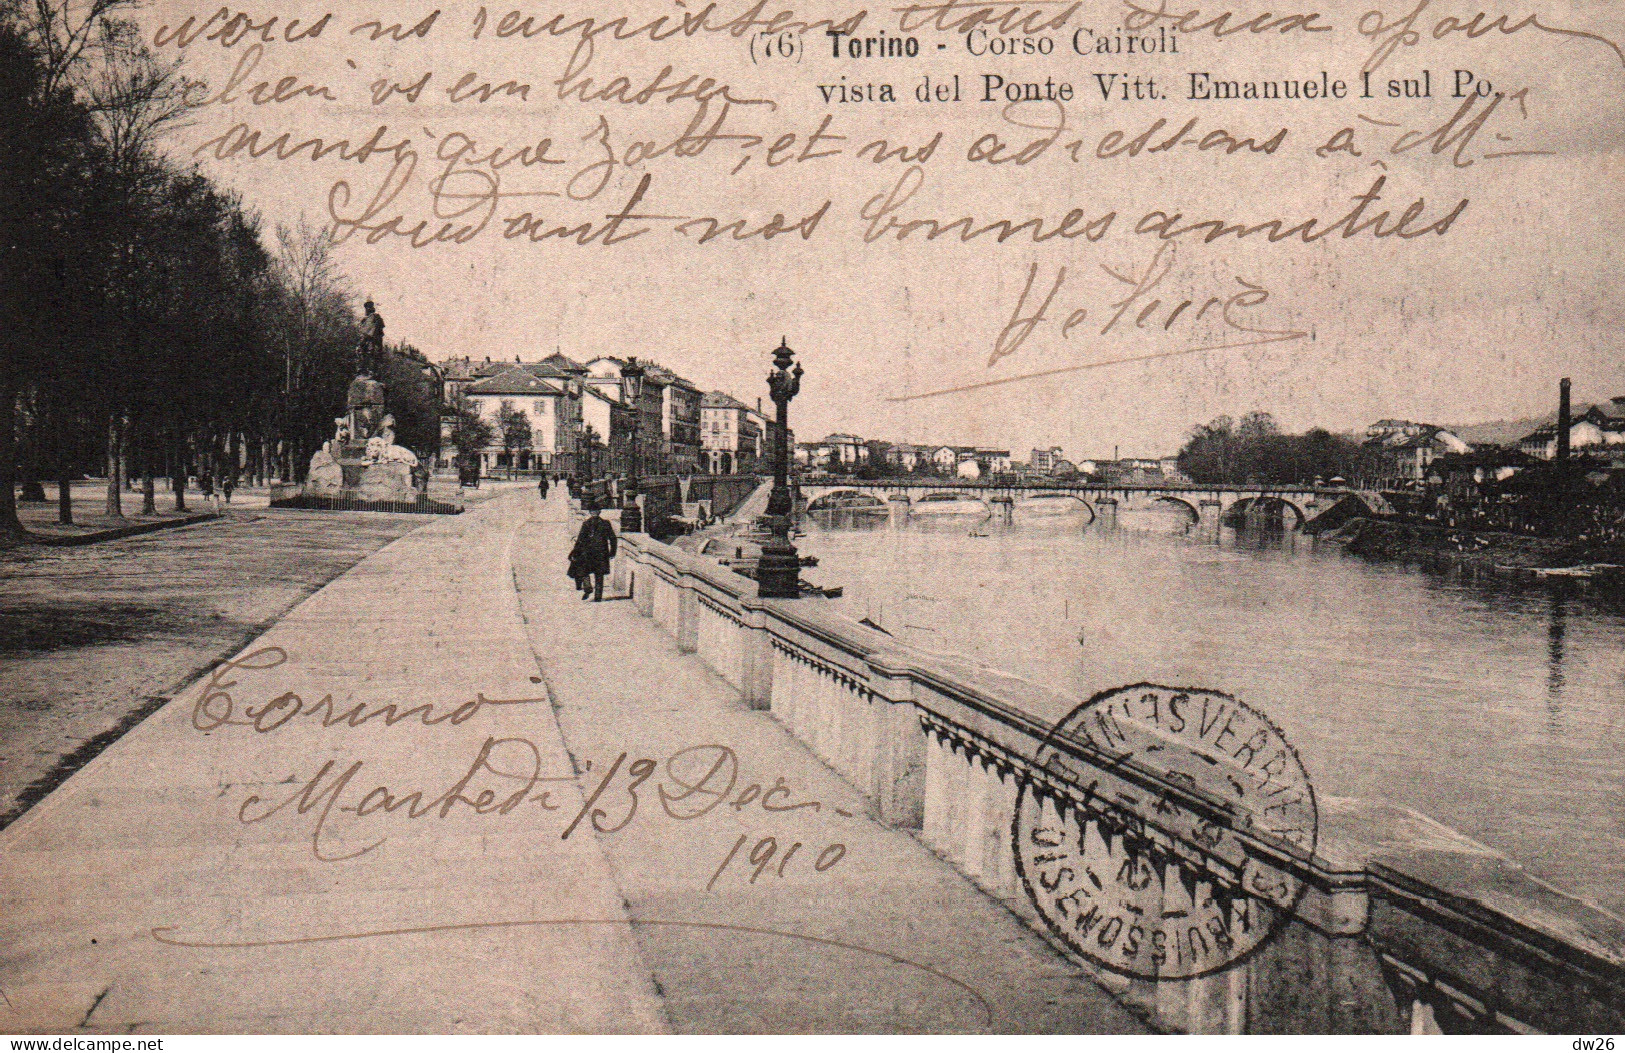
1329, 517, 1625, 589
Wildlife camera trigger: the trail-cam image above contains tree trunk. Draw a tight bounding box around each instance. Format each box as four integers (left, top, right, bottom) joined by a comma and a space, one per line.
171, 427, 189, 512
140, 421, 156, 514
104, 413, 124, 518
0, 369, 26, 542
18, 408, 45, 502
46, 392, 72, 525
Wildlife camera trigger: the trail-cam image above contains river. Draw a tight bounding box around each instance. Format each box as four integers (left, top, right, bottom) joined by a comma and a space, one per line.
798, 503, 1625, 918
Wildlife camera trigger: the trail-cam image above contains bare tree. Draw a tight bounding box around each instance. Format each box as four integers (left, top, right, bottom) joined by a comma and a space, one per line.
271, 217, 350, 480
4, 0, 135, 96
84, 25, 196, 169
82, 27, 198, 516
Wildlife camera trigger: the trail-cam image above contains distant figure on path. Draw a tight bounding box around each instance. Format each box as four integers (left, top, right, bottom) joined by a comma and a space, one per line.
538, 475, 549, 500
569, 501, 617, 601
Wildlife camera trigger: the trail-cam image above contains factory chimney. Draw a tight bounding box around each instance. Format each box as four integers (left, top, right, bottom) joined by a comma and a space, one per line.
1557, 377, 1572, 463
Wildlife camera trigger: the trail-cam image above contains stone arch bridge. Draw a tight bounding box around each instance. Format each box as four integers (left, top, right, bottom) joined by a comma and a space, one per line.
797, 480, 1348, 528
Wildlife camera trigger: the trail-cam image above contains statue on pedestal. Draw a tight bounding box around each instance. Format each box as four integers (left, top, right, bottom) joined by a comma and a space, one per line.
358, 300, 387, 380
302, 300, 426, 504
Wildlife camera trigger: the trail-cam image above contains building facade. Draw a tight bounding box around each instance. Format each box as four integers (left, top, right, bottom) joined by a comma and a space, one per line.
700, 392, 762, 475
580, 385, 635, 480
1361, 421, 1471, 488
1519, 399, 1625, 460
974, 448, 1013, 475
655, 368, 703, 475
1030, 446, 1065, 473
462, 367, 582, 475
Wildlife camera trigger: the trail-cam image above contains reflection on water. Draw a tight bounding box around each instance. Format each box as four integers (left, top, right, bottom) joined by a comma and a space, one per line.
1549, 594, 1568, 709
800, 504, 1625, 916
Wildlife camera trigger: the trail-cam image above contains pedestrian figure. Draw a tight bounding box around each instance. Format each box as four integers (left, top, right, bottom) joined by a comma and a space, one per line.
538, 475, 549, 500
222, 474, 235, 505
569, 501, 617, 601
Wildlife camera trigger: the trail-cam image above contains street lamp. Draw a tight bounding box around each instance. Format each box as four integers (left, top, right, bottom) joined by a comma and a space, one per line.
620, 357, 646, 533
756, 337, 804, 598
419, 361, 447, 469
580, 423, 599, 489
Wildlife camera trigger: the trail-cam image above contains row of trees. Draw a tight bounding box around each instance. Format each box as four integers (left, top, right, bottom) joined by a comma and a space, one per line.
1, 0, 438, 541
1177, 412, 1362, 486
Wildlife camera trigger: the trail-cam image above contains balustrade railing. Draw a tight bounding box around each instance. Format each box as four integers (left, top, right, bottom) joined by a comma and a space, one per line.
612, 532, 1625, 1035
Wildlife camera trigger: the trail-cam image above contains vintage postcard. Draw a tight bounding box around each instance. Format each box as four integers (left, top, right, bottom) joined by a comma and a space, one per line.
1, 0, 1623, 1038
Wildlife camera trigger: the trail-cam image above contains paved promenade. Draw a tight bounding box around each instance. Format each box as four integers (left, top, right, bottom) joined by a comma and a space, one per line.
0, 490, 1145, 1034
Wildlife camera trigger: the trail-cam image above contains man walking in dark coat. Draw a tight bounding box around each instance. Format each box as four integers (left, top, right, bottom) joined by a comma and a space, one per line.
570, 501, 617, 601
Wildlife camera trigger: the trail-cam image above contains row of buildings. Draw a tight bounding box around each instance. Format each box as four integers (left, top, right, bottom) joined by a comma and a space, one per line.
1517, 398, 1625, 460
1357, 395, 1625, 491
439, 353, 786, 479
795, 435, 1183, 484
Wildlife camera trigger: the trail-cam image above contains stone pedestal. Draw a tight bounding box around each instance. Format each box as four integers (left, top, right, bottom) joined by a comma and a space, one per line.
304, 440, 421, 503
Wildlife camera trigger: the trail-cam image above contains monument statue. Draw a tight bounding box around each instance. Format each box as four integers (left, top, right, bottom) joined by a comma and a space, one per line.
302, 300, 424, 504
358, 300, 387, 379
365, 414, 419, 467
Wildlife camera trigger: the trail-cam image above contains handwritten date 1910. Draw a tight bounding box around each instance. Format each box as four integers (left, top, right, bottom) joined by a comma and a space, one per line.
707, 834, 847, 890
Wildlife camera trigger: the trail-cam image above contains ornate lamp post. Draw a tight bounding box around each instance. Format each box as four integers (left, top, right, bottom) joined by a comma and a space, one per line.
620, 358, 646, 533
580, 423, 599, 488
419, 361, 447, 470
756, 338, 805, 598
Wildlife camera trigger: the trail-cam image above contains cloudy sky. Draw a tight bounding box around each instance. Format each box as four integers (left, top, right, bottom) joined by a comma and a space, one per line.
139, 0, 1625, 457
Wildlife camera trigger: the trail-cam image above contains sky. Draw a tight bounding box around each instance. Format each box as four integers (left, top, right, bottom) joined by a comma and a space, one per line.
135, 0, 1625, 458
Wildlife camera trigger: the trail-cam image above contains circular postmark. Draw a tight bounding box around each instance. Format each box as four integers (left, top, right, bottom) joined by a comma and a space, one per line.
1012, 683, 1318, 981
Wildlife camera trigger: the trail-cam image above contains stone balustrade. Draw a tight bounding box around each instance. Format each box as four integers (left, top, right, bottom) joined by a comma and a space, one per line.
612, 532, 1625, 1035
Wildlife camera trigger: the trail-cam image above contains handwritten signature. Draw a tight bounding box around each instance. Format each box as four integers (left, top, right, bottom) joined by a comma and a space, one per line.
987, 242, 1307, 370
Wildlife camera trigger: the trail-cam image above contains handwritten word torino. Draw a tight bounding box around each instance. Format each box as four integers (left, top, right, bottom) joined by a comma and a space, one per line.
193, 647, 545, 732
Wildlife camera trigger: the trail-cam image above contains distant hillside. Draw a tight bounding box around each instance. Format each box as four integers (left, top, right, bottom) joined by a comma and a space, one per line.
1448, 416, 1548, 447
1447, 404, 1609, 447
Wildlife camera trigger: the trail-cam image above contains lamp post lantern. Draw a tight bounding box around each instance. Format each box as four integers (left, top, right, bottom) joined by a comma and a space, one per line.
756, 337, 804, 598
580, 423, 599, 488
620, 357, 646, 533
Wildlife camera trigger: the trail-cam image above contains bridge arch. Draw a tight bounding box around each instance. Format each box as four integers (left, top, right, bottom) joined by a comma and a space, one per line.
804, 488, 889, 513
1151, 495, 1202, 524
909, 490, 992, 514
1013, 492, 1097, 523
1228, 495, 1307, 529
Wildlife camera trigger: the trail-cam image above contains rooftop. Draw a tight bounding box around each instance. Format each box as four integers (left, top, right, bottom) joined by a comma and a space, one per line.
465, 367, 567, 397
